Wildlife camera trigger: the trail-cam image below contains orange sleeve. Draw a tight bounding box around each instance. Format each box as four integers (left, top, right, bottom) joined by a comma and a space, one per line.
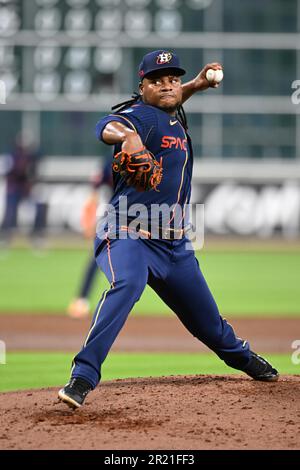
80, 192, 98, 239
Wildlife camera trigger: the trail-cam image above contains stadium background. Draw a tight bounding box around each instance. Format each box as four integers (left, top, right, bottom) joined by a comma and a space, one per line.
0, 0, 299, 448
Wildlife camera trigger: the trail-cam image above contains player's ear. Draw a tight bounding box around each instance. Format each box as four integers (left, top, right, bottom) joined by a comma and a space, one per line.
139, 81, 144, 95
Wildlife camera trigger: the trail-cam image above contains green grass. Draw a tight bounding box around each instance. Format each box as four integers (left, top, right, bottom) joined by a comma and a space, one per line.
0, 352, 297, 392
0, 248, 299, 316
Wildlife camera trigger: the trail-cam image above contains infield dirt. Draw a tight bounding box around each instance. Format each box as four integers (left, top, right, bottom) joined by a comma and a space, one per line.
0, 315, 298, 352
0, 315, 299, 449
0, 375, 299, 450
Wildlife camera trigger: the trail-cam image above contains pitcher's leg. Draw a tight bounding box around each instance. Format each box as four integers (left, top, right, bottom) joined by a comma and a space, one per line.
148, 255, 250, 370
71, 238, 148, 388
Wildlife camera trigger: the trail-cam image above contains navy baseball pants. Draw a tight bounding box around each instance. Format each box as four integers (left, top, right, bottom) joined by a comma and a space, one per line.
71, 236, 251, 389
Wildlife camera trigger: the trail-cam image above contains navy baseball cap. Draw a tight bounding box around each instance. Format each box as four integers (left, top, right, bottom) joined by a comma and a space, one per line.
138, 50, 186, 79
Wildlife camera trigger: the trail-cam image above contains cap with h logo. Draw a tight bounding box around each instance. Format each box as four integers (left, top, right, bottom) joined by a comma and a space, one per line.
138, 50, 186, 79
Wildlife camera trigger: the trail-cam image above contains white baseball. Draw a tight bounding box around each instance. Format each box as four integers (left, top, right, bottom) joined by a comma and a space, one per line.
206, 68, 223, 83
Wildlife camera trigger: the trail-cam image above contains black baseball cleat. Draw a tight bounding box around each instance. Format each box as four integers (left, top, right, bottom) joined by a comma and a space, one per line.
58, 377, 93, 409
242, 351, 279, 382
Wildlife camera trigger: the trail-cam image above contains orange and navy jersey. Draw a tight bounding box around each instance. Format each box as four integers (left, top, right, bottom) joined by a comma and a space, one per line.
95, 100, 193, 233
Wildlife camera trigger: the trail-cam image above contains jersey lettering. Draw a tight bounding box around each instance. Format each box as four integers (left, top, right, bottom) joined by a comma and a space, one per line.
161, 136, 187, 151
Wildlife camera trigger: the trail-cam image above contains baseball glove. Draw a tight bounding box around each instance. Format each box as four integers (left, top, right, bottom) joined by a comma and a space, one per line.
112, 147, 163, 192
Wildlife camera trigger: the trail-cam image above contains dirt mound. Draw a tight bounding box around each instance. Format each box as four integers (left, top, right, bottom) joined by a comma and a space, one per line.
0, 375, 299, 450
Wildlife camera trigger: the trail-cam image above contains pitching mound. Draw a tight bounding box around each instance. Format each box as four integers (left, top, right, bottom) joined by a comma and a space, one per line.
0, 375, 299, 450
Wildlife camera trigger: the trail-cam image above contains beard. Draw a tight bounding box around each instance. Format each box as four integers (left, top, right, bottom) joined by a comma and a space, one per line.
141, 95, 182, 114
157, 97, 181, 114
157, 103, 179, 114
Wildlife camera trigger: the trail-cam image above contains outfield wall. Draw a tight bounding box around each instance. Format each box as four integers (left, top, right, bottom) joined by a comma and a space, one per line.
1, 157, 300, 238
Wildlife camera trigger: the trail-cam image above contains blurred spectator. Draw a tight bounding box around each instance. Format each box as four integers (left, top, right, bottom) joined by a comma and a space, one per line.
67, 159, 113, 319
0, 131, 47, 246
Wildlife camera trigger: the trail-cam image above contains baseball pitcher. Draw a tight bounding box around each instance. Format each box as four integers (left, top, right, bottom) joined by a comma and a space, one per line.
59, 50, 278, 409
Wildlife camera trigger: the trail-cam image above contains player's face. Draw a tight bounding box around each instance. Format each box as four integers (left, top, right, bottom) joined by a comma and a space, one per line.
139, 72, 182, 114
